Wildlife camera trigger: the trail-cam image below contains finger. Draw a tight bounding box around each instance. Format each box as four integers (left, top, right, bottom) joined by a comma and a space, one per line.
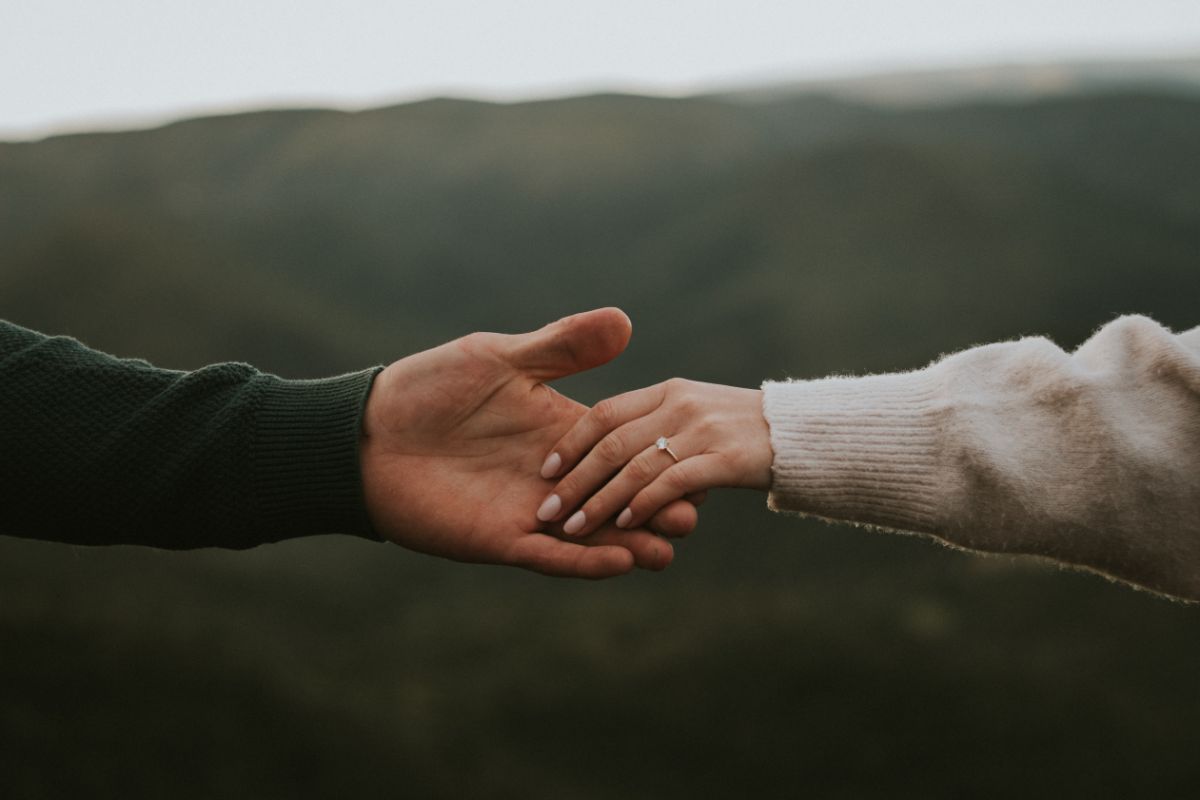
647, 499, 698, 538
540, 385, 666, 479
564, 440, 681, 537
502, 308, 632, 382
504, 533, 635, 579
621, 454, 728, 531
539, 414, 666, 528
580, 526, 674, 571
686, 491, 708, 507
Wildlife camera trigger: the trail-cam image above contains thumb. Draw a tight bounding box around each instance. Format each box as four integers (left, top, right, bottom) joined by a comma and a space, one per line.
503, 307, 632, 382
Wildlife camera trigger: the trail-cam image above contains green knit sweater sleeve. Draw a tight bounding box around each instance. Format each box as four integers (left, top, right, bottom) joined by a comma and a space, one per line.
0, 320, 382, 549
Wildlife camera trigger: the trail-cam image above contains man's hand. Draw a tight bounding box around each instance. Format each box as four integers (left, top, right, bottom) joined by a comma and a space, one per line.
359, 308, 698, 578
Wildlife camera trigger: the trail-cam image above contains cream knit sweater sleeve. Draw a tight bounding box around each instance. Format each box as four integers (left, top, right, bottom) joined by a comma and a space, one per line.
761, 315, 1200, 600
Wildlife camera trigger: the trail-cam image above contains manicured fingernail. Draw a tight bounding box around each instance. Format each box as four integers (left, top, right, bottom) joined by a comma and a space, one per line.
540, 452, 562, 479
536, 493, 562, 522
563, 510, 586, 535
616, 508, 632, 529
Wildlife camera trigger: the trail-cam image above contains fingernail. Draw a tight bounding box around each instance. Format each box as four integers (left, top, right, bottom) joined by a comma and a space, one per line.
563, 510, 586, 535
536, 494, 562, 522
540, 452, 562, 479
616, 508, 632, 529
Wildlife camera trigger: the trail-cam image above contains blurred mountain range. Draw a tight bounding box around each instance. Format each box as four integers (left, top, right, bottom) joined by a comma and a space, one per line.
721, 54, 1200, 105
2, 71, 1198, 385
2, 62, 1200, 798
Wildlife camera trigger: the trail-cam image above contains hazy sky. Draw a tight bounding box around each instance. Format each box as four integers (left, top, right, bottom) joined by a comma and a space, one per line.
3, 0, 1198, 138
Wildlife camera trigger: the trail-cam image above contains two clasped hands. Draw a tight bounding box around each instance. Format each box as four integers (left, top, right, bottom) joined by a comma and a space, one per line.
360, 305, 1200, 600
361, 307, 768, 578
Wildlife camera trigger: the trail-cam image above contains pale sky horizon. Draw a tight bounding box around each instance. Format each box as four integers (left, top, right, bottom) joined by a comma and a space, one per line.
3, 0, 1199, 140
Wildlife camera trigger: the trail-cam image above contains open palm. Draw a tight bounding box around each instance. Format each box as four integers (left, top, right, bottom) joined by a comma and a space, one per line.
360, 309, 694, 578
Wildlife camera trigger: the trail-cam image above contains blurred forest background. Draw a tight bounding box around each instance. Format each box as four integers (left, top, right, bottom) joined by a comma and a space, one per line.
2, 60, 1200, 798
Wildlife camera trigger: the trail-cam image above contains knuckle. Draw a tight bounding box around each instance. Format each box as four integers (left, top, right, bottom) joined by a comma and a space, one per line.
580, 493, 610, 521
625, 454, 655, 484
666, 462, 697, 492
594, 432, 627, 465
554, 475, 579, 501
676, 391, 701, 416
693, 413, 716, 438
556, 471, 591, 503
591, 398, 620, 428
663, 377, 690, 395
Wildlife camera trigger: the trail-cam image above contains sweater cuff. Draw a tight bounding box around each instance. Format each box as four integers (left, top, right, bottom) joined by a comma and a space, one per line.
251, 367, 383, 542
761, 369, 946, 534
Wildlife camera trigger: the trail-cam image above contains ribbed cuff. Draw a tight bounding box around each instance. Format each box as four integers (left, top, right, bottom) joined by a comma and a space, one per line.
761, 369, 947, 534
250, 367, 383, 542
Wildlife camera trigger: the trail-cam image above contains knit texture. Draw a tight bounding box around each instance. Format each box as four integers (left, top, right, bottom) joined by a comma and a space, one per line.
763, 315, 1200, 600
0, 321, 381, 549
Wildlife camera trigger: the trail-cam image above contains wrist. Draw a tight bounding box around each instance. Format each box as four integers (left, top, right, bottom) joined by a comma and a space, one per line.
742, 388, 773, 491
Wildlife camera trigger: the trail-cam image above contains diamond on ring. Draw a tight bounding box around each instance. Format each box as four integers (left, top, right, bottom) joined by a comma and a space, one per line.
656, 436, 680, 462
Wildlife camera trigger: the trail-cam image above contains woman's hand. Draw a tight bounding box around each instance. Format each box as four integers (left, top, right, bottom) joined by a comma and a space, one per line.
536, 379, 774, 537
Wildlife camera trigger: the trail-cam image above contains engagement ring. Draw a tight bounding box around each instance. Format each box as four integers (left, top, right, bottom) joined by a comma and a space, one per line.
656, 436, 680, 462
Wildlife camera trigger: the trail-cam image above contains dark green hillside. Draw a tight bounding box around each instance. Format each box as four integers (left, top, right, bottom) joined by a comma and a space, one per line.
4, 91, 1196, 373
2, 87, 1199, 798
884, 93, 1200, 221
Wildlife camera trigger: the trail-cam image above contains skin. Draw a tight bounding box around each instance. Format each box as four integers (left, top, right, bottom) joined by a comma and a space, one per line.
537, 378, 775, 538
359, 308, 698, 579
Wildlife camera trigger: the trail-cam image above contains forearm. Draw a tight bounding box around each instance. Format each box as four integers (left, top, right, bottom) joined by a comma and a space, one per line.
0, 320, 380, 549
763, 315, 1200, 600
